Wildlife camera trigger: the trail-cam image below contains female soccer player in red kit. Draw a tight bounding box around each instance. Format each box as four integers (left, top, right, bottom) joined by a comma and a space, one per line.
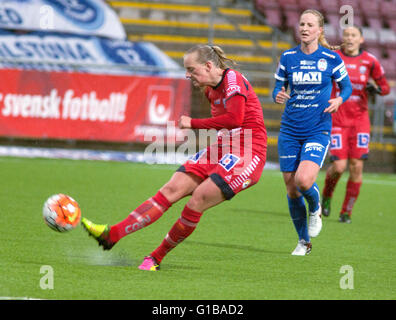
322, 26, 390, 223
81, 44, 267, 270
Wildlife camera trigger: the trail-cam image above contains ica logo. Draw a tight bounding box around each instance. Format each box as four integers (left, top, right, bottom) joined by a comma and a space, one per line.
147, 86, 174, 125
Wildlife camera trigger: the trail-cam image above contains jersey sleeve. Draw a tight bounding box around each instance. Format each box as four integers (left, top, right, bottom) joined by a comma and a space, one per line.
222, 69, 248, 101
370, 57, 390, 96
274, 53, 288, 84
272, 53, 289, 101
331, 54, 348, 83
191, 94, 245, 130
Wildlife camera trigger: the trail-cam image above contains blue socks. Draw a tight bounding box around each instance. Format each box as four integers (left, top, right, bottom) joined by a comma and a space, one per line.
287, 195, 309, 242
299, 182, 320, 213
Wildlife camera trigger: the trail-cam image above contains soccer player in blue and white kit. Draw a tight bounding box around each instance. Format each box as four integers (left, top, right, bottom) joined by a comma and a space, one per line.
273, 10, 352, 255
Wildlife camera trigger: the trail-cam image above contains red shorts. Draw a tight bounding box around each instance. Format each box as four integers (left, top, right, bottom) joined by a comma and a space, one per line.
329, 124, 370, 161
177, 144, 266, 200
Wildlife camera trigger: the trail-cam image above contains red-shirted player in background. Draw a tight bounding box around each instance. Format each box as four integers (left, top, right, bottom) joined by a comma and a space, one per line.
322, 26, 390, 223
81, 44, 267, 270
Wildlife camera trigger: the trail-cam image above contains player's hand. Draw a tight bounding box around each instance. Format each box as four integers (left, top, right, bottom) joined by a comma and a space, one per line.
366, 82, 381, 95
178, 115, 192, 129
324, 97, 343, 113
275, 87, 290, 104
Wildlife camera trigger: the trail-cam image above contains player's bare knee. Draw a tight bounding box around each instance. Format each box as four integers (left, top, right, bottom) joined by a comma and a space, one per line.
187, 192, 207, 211
295, 175, 315, 192
160, 183, 184, 203
333, 162, 347, 175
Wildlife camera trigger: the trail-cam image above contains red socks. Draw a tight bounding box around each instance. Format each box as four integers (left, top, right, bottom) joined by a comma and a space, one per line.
341, 180, 362, 216
109, 191, 172, 243
323, 171, 341, 198
107, 191, 203, 264
151, 205, 202, 264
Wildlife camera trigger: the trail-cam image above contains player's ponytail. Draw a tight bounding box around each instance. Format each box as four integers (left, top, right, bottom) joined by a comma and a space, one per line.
185, 44, 237, 69
302, 9, 342, 51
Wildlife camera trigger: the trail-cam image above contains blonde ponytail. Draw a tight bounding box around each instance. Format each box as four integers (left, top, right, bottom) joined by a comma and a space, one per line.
318, 31, 341, 51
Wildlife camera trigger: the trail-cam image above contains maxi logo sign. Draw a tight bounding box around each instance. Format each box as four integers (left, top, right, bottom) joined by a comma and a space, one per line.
292, 71, 322, 85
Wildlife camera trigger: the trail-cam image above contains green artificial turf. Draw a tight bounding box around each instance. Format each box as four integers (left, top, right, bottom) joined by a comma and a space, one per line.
0, 157, 395, 300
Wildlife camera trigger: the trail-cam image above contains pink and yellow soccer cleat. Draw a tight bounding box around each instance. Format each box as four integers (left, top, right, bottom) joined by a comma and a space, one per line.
138, 256, 160, 271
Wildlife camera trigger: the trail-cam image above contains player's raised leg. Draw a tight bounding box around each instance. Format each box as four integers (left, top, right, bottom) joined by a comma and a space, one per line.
139, 176, 226, 271
81, 172, 201, 250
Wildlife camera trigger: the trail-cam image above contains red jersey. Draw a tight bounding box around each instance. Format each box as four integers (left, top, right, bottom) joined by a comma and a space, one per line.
331, 50, 390, 127
191, 68, 267, 160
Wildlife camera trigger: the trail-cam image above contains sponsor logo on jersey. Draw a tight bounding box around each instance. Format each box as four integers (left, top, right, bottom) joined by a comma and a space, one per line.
300, 60, 316, 66
242, 179, 251, 189
225, 85, 241, 97
359, 66, 367, 74
339, 65, 347, 76
317, 58, 328, 71
292, 71, 322, 84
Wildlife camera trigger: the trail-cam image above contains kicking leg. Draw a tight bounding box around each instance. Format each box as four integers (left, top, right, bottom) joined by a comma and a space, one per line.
82, 172, 202, 249
141, 177, 226, 270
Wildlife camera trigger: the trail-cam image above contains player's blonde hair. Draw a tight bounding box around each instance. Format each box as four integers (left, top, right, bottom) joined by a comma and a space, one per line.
185, 44, 237, 69
301, 9, 341, 51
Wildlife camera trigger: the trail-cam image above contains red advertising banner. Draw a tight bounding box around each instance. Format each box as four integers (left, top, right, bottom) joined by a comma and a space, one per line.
0, 69, 191, 143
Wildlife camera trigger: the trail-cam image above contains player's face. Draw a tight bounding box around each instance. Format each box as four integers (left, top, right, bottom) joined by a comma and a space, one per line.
184, 52, 210, 87
299, 13, 322, 45
342, 27, 364, 55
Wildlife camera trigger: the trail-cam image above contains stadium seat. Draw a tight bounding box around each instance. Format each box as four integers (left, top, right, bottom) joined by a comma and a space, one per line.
285, 10, 300, 29
360, 0, 381, 18
379, 1, 396, 20
386, 47, 396, 60
361, 27, 379, 47
263, 8, 283, 28
366, 17, 383, 32
254, 0, 279, 10
379, 29, 396, 49
319, 0, 339, 14
326, 13, 340, 29
380, 58, 396, 79
388, 19, 396, 34
363, 45, 383, 59
324, 23, 341, 45
278, 0, 300, 11
297, 0, 321, 11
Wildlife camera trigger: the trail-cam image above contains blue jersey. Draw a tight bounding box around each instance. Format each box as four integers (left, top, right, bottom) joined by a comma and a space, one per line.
273, 45, 350, 137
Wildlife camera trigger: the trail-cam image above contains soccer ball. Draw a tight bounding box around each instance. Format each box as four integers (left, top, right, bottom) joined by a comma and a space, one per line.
43, 194, 81, 232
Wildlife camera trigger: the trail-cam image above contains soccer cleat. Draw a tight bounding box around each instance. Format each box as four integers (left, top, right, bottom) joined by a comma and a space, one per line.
308, 203, 322, 238
291, 239, 312, 256
138, 256, 160, 271
322, 196, 331, 217
338, 212, 352, 224
81, 217, 115, 250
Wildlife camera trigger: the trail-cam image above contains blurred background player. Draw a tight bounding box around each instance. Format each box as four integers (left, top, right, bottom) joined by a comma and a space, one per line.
81, 44, 267, 271
322, 26, 390, 223
273, 9, 352, 255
